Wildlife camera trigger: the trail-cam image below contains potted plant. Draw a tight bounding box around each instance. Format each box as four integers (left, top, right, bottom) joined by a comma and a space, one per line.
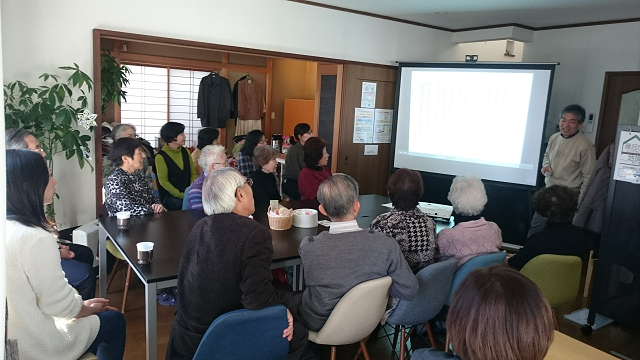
100, 51, 131, 114
4, 63, 96, 218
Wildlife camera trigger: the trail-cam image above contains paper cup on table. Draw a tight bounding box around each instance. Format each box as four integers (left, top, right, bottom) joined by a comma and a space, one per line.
136, 242, 154, 264
292, 209, 318, 228
116, 211, 131, 229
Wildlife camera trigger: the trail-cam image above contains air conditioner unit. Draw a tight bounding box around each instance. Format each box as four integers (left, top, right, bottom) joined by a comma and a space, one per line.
72, 220, 100, 267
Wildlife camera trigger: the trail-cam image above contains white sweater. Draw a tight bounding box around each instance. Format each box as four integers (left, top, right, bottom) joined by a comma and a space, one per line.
6, 221, 100, 360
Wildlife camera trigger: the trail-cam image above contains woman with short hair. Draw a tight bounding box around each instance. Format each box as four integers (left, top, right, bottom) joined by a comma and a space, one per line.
298, 137, 332, 200
103, 123, 153, 188
6, 149, 126, 360
192, 127, 220, 177
370, 168, 437, 274
237, 129, 266, 176
437, 175, 502, 266
155, 122, 197, 210
508, 185, 587, 270
282, 123, 313, 200
105, 137, 165, 217
412, 266, 554, 360
250, 145, 282, 210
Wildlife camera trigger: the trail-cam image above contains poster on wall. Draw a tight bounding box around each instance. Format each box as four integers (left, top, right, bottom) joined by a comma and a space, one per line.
613, 131, 640, 184
361, 82, 377, 108
373, 109, 393, 143
353, 108, 375, 143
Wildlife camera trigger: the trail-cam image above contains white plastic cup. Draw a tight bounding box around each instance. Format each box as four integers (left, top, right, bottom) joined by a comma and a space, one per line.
136, 242, 154, 264
116, 211, 131, 229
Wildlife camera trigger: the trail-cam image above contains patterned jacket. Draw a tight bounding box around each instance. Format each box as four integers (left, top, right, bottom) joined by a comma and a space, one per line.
370, 207, 438, 274
105, 167, 160, 217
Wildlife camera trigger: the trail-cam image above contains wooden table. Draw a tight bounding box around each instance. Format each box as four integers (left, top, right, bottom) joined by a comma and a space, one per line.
544, 331, 617, 359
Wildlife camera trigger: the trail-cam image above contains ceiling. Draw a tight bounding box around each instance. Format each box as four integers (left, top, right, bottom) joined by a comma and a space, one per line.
294, 0, 640, 31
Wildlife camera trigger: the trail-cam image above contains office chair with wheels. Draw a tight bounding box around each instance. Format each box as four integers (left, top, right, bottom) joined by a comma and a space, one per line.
192, 305, 289, 360
308, 276, 392, 360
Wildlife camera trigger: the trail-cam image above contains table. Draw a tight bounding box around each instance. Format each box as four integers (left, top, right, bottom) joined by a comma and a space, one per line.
544, 331, 616, 359
98, 194, 451, 360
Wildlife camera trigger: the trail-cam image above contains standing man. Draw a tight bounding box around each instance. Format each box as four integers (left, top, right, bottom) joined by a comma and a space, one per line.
530, 104, 596, 237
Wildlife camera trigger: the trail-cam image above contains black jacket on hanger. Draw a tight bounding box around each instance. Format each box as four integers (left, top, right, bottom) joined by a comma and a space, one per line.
197, 73, 234, 128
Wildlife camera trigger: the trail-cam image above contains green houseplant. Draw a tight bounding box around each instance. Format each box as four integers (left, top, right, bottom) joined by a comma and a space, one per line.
100, 51, 131, 114
4, 63, 96, 218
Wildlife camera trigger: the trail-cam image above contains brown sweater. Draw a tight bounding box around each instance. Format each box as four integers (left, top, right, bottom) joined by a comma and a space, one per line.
167, 213, 283, 359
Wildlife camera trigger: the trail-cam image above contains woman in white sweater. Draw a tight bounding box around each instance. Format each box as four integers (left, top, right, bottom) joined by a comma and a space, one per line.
5, 149, 126, 360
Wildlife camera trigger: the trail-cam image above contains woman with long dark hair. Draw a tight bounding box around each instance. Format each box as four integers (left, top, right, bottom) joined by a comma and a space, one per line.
282, 123, 312, 200
237, 129, 266, 176
6, 149, 126, 360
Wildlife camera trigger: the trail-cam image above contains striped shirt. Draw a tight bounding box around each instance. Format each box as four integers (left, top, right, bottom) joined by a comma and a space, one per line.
187, 173, 206, 210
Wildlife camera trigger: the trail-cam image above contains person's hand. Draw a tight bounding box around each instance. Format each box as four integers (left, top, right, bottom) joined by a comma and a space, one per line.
282, 308, 294, 341
84, 298, 118, 313
541, 166, 553, 176
58, 245, 75, 260
152, 204, 165, 213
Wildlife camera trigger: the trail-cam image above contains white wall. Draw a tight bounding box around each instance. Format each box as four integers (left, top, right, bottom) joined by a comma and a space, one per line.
1, 0, 452, 228
443, 40, 524, 62
523, 22, 640, 141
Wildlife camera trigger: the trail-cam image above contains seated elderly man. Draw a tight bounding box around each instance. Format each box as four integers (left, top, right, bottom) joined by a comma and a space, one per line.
166, 168, 308, 360
186, 144, 228, 210
287, 174, 418, 332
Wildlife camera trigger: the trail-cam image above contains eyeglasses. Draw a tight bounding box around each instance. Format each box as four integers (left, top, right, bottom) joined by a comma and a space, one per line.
246, 178, 254, 187
258, 139, 267, 145
29, 144, 45, 153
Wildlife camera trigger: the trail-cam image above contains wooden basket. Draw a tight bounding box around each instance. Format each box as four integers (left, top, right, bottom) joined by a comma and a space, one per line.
267, 209, 293, 231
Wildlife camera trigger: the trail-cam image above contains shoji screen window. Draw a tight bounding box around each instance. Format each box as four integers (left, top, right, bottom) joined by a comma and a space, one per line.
120, 65, 168, 147
168, 69, 209, 148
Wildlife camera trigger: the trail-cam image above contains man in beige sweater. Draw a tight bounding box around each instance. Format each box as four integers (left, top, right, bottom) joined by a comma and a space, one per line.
529, 104, 596, 237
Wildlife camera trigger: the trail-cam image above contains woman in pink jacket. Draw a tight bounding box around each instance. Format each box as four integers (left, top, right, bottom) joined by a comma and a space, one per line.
437, 175, 502, 267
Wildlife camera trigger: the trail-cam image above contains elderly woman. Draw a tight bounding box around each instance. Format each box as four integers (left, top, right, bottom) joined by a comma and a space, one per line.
155, 122, 197, 211
167, 168, 306, 360
508, 185, 587, 270
282, 123, 313, 200
105, 138, 165, 217
5, 129, 96, 300
187, 144, 228, 210
370, 168, 437, 274
237, 129, 266, 177
412, 266, 554, 360
102, 123, 153, 188
298, 137, 332, 200
437, 175, 502, 266
191, 127, 220, 177
6, 149, 126, 360
250, 145, 282, 210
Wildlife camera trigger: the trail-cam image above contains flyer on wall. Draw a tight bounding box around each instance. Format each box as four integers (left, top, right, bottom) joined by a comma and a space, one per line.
353, 108, 375, 143
613, 131, 640, 184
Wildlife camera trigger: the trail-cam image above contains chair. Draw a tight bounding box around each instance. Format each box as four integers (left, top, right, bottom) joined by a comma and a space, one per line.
105, 239, 132, 313
446, 251, 507, 305
519, 254, 582, 330
385, 259, 458, 359
192, 304, 289, 360
182, 186, 192, 210
308, 276, 392, 360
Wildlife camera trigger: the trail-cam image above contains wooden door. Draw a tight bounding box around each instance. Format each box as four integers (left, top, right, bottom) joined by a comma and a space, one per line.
336, 64, 397, 195
595, 72, 640, 155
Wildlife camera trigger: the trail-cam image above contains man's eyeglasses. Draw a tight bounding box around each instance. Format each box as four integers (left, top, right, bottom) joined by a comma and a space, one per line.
245, 178, 254, 187
30, 145, 45, 153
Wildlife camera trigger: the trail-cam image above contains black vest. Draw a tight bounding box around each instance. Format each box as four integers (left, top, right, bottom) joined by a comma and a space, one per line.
156, 147, 191, 201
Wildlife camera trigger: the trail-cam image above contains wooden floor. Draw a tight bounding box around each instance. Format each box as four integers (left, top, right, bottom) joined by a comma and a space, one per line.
102, 264, 640, 360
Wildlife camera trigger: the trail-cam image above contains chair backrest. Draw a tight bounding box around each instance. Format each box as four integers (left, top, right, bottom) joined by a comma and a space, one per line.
520, 254, 582, 308
386, 259, 458, 326
182, 186, 192, 210
446, 251, 507, 305
192, 304, 289, 360
310, 276, 392, 346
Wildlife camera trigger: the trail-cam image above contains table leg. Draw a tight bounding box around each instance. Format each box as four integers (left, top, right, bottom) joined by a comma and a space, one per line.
146, 282, 158, 360
98, 224, 108, 298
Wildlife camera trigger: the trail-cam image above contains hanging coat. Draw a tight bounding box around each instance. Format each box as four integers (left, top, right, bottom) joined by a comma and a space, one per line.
197, 73, 234, 128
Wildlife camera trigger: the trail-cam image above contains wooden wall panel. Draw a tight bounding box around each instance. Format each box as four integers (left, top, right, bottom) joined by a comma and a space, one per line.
336, 65, 397, 195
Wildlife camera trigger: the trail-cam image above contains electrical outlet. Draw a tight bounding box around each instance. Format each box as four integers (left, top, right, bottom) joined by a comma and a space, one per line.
583, 113, 595, 133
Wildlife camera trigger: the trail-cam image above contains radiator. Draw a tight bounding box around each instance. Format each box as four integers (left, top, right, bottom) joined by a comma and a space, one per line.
72, 220, 100, 267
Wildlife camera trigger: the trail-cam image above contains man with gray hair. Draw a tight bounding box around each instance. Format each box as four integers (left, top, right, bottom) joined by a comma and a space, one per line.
167, 167, 309, 360
186, 144, 228, 210
288, 174, 418, 332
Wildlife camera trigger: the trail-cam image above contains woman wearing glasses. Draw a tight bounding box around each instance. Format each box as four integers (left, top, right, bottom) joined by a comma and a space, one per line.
282, 123, 313, 200
237, 129, 267, 177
